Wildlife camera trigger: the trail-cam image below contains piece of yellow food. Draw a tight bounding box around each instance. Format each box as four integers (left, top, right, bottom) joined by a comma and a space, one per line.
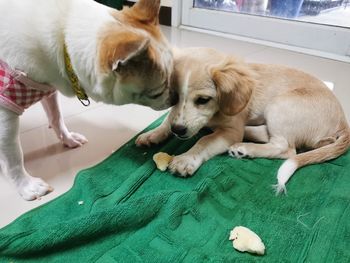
229, 226, 265, 255
153, 152, 173, 171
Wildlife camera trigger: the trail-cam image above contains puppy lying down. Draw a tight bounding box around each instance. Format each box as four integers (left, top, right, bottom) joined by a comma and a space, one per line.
137, 47, 350, 193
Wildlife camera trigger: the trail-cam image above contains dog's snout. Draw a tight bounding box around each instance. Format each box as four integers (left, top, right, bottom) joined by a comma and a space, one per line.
171, 125, 187, 136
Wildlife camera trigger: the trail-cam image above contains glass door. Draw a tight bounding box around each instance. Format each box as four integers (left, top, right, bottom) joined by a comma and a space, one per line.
181, 0, 350, 60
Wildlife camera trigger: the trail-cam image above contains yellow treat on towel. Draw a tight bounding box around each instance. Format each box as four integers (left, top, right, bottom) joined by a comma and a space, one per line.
229, 226, 265, 255
153, 152, 173, 171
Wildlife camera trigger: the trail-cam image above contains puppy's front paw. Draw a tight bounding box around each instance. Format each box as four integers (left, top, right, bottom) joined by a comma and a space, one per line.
16, 176, 53, 201
136, 129, 168, 147
228, 144, 249, 159
61, 132, 88, 148
169, 154, 202, 177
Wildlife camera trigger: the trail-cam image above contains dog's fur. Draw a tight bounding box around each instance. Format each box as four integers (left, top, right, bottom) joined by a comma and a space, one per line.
137, 47, 350, 193
0, 0, 173, 200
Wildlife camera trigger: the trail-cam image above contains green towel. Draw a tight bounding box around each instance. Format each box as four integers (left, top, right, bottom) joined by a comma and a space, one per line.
1, 116, 349, 262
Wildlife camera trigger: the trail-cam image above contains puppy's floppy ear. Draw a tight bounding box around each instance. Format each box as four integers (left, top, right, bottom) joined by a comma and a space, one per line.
128, 0, 161, 24
211, 57, 254, 116
99, 30, 150, 73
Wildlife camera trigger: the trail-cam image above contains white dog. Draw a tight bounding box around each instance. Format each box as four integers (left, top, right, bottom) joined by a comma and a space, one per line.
137, 47, 350, 193
0, 0, 173, 200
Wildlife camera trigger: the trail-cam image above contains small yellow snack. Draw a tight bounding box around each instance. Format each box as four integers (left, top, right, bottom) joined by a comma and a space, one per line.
229, 226, 265, 255
153, 152, 173, 171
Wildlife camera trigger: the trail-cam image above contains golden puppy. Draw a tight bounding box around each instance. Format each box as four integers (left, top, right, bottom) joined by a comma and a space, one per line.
137, 47, 350, 193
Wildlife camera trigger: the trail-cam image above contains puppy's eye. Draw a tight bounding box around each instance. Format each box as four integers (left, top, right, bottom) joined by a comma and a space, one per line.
170, 91, 179, 106
149, 80, 167, 99
195, 97, 211, 105
149, 91, 164, 99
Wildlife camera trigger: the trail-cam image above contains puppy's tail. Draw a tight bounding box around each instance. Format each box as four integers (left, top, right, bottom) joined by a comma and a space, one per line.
274, 126, 350, 194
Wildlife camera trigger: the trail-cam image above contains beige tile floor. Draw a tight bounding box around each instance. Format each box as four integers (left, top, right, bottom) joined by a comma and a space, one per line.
0, 26, 349, 228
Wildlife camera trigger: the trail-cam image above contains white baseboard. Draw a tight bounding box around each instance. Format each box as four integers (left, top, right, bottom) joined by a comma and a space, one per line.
179, 25, 350, 63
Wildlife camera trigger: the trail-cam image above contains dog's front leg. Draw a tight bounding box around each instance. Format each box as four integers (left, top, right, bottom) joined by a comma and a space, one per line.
41, 92, 88, 148
0, 109, 53, 200
135, 116, 172, 147
169, 128, 243, 177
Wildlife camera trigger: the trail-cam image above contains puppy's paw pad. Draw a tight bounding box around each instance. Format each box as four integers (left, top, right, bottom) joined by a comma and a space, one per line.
169, 155, 201, 177
17, 176, 53, 201
135, 133, 154, 147
229, 145, 248, 159
136, 130, 165, 147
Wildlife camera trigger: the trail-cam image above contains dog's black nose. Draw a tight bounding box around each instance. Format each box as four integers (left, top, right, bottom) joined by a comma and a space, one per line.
171, 125, 187, 136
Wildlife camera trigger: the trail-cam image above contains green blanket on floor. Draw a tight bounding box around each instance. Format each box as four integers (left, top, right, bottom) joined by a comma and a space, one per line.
1, 116, 349, 262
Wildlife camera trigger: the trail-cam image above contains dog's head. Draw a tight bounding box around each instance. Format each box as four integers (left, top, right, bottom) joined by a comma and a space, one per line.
97, 0, 172, 110
168, 48, 254, 139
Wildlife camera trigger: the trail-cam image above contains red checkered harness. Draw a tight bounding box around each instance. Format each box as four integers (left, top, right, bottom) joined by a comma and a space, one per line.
0, 59, 55, 115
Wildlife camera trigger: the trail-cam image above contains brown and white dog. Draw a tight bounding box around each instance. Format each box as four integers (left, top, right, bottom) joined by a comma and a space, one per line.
0, 0, 173, 200
137, 47, 350, 193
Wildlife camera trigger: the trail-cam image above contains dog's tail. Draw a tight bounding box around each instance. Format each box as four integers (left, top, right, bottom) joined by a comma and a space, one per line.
274, 126, 350, 194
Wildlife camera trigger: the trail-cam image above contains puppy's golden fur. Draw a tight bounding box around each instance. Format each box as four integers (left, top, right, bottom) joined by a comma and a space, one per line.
137, 47, 350, 193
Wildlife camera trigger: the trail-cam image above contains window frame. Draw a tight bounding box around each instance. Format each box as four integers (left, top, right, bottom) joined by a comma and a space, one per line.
175, 0, 350, 62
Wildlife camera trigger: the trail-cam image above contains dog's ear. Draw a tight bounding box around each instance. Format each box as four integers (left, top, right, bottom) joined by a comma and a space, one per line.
99, 30, 151, 73
211, 58, 254, 116
127, 0, 161, 24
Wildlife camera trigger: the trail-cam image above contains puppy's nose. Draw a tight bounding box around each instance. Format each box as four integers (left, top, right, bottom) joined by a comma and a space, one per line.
171, 125, 187, 136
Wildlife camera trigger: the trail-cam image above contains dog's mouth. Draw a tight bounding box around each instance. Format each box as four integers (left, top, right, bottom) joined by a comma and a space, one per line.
175, 134, 191, 140
173, 126, 212, 140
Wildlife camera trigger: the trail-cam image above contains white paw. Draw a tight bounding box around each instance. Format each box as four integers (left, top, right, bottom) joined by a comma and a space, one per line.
228, 144, 249, 159
61, 132, 88, 148
136, 129, 168, 147
16, 176, 53, 201
168, 154, 202, 177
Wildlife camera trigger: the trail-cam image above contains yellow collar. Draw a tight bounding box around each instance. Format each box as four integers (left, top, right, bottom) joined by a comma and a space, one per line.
63, 44, 90, 106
